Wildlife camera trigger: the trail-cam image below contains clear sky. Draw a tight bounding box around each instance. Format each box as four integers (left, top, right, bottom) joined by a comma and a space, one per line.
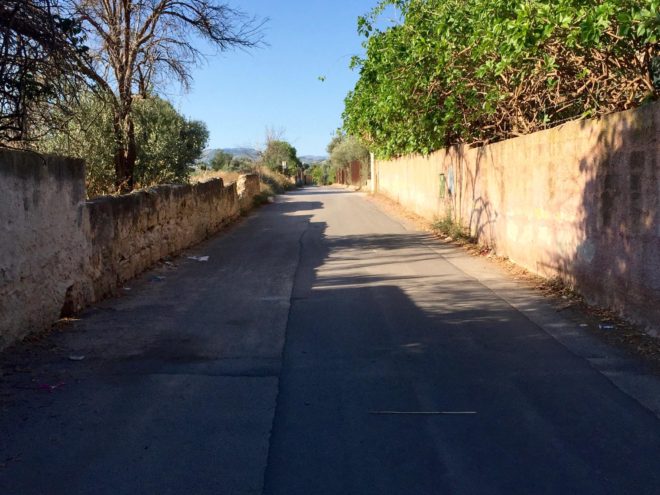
167, 1, 380, 157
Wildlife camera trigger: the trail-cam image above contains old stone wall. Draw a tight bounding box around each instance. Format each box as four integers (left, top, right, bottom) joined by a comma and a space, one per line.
237, 174, 260, 211
0, 151, 86, 349
0, 153, 261, 349
376, 101, 660, 333
69, 178, 242, 311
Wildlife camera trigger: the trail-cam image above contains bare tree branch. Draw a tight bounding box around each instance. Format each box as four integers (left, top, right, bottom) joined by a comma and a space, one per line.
63, 0, 264, 190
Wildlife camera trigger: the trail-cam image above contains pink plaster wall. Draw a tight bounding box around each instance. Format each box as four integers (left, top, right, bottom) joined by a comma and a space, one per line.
376, 102, 660, 333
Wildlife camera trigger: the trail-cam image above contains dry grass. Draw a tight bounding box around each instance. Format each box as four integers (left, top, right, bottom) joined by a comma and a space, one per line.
190, 167, 294, 197
190, 169, 241, 185
255, 166, 295, 196
190, 166, 295, 208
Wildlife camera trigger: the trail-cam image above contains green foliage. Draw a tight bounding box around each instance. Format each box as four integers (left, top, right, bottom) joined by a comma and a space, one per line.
210, 150, 234, 170
258, 166, 295, 194
261, 139, 302, 176
38, 93, 116, 197
0, 0, 89, 143
229, 156, 256, 173
326, 166, 337, 184
210, 151, 255, 173
328, 131, 370, 169
133, 96, 209, 187
40, 93, 208, 197
433, 214, 475, 244
309, 163, 335, 185
345, 0, 659, 158
309, 165, 325, 184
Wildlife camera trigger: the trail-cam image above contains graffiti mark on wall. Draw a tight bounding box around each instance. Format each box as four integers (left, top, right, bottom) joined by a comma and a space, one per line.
447, 166, 455, 196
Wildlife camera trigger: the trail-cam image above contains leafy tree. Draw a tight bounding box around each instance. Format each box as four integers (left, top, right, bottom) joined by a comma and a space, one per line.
327, 131, 369, 169
210, 150, 234, 170
39, 92, 115, 196
132, 96, 209, 186
229, 156, 255, 173
308, 162, 337, 185
309, 164, 324, 185
40, 93, 208, 196
261, 139, 301, 176
326, 132, 344, 156
345, 0, 659, 158
68, 0, 263, 191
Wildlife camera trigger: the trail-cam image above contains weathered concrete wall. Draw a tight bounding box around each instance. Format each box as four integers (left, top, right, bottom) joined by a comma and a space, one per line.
376, 101, 660, 333
0, 151, 86, 349
0, 152, 261, 349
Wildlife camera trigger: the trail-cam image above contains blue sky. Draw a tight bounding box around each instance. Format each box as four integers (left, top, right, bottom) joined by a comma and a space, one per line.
167, 1, 382, 157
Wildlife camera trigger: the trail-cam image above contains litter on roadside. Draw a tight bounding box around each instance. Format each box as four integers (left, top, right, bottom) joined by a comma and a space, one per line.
187, 256, 209, 262
38, 382, 65, 392
599, 322, 616, 330
68, 355, 85, 361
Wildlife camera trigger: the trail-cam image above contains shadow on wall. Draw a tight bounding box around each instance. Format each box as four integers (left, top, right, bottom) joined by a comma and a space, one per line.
435, 144, 500, 246
375, 102, 659, 333
548, 105, 659, 332
465, 145, 500, 245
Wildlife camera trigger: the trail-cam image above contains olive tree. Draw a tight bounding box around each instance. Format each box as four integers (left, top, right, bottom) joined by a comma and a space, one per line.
69, 0, 263, 191
41, 92, 209, 197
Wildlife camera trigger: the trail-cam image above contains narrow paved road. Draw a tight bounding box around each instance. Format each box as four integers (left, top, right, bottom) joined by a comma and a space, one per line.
2, 187, 660, 494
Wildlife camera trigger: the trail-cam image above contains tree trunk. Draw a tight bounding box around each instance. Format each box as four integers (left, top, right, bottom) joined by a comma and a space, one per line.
112, 107, 137, 193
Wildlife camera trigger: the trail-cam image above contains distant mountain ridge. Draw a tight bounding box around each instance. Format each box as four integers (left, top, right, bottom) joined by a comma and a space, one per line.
299, 155, 327, 164
201, 148, 326, 164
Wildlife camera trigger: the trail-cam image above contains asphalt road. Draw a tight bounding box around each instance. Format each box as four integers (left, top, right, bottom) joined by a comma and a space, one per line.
2, 187, 660, 494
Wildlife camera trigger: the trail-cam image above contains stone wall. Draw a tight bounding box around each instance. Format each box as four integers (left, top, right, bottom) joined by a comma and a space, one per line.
375, 101, 660, 334
69, 178, 243, 312
0, 152, 261, 349
0, 151, 86, 349
237, 174, 261, 211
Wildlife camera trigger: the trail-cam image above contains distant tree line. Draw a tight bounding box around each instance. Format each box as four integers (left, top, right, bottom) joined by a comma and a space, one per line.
304, 131, 370, 186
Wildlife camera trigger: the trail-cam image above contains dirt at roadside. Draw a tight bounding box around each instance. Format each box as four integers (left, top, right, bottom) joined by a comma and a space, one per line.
365, 191, 660, 372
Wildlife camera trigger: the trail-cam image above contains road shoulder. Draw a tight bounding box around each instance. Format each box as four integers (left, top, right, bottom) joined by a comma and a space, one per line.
364, 190, 660, 420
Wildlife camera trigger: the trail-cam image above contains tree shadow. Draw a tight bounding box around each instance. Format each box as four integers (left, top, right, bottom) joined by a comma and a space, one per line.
540, 104, 659, 332
439, 104, 658, 332
266, 210, 660, 494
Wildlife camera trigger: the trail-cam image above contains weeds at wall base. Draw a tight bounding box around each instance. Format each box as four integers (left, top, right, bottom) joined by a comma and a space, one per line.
431, 215, 477, 245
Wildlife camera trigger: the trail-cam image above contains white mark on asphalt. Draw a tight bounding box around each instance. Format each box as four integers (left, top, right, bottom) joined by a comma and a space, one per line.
369, 411, 477, 415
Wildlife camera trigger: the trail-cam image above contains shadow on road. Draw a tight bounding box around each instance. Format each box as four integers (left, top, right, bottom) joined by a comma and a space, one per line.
265, 204, 660, 495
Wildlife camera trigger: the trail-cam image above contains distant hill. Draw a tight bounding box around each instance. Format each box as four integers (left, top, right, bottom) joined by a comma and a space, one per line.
200, 148, 326, 165
200, 147, 259, 163
299, 155, 327, 164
